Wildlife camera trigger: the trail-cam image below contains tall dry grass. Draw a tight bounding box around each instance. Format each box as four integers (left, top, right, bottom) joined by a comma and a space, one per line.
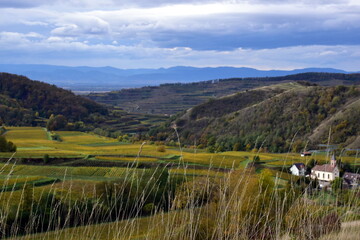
0, 148, 358, 240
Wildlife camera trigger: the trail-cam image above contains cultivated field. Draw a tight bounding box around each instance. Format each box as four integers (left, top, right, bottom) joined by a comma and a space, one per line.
0, 127, 359, 239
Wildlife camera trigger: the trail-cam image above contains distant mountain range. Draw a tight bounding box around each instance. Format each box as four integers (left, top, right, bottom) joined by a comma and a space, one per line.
0, 64, 354, 91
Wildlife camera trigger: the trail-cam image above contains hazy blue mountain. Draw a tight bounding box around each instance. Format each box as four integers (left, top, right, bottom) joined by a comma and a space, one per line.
0, 64, 351, 91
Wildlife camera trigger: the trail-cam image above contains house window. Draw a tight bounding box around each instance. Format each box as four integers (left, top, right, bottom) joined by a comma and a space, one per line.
323, 173, 325, 179
328, 174, 330, 179
317, 173, 320, 178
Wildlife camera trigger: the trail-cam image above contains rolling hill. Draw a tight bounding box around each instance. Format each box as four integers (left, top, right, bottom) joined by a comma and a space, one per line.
88, 72, 360, 115
0, 72, 107, 126
0, 73, 166, 135
0, 64, 353, 91
149, 82, 360, 152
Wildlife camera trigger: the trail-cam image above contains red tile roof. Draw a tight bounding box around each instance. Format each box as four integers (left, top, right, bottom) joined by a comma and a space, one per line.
312, 164, 337, 173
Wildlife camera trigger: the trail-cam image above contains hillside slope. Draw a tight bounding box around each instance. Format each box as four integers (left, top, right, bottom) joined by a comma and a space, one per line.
0, 73, 167, 135
0, 72, 108, 126
150, 82, 360, 152
88, 72, 360, 115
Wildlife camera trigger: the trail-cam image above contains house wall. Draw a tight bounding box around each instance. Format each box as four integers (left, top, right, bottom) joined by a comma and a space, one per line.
311, 169, 339, 181
290, 165, 300, 176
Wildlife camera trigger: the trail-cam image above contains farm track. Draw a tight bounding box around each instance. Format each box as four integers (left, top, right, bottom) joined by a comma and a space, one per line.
0, 156, 233, 173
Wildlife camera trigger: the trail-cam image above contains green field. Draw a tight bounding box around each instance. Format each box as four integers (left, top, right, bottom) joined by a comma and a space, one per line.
1, 127, 359, 173
1, 127, 359, 240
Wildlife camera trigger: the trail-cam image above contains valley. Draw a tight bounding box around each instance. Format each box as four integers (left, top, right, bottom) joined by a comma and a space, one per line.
0, 72, 359, 239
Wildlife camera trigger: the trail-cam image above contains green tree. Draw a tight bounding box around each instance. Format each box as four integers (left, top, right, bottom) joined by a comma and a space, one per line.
331, 177, 343, 193
0, 136, 7, 152
306, 158, 317, 170
0, 136, 16, 152
43, 154, 50, 164
46, 114, 68, 131
253, 155, 260, 163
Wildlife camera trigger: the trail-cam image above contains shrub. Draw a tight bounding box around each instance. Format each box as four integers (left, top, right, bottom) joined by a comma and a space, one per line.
157, 145, 166, 152
0, 136, 16, 152
43, 154, 50, 164
46, 114, 68, 131
142, 203, 155, 215
253, 155, 260, 163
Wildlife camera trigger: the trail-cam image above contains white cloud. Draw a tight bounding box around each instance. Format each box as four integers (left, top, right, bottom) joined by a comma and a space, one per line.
0, 0, 359, 70
0, 31, 44, 44
21, 20, 49, 26
0, 31, 359, 71
51, 15, 110, 37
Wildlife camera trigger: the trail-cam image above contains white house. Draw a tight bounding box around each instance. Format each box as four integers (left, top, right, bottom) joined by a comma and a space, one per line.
290, 163, 306, 176
311, 154, 339, 187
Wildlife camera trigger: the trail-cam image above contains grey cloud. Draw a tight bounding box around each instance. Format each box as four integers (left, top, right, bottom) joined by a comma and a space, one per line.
109, 0, 218, 7
0, 0, 351, 9
0, 0, 50, 8
105, 10, 360, 50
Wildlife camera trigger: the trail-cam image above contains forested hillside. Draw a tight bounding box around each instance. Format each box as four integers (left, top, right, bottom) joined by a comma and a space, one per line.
88, 72, 360, 115
149, 82, 360, 152
0, 73, 166, 135
0, 73, 107, 126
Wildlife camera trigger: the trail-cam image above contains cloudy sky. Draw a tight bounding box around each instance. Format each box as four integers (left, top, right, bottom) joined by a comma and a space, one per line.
0, 0, 359, 70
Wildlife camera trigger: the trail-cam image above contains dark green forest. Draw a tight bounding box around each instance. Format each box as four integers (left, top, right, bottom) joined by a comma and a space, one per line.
0, 72, 107, 126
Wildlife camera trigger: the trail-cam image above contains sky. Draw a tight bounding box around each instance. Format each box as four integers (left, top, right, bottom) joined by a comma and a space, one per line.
0, 0, 359, 70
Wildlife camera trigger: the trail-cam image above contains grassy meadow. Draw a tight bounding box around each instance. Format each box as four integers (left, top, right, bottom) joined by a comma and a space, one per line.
0, 127, 359, 239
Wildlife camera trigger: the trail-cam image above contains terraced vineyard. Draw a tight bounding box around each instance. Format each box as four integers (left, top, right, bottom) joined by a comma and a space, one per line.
1, 127, 358, 169
0, 126, 359, 240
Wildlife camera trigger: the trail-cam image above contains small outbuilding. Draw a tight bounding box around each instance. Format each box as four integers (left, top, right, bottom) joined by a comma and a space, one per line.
301, 151, 312, 157
343, 172, 360, 189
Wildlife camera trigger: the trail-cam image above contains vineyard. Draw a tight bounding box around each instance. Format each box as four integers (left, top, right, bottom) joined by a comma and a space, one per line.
0, 127, 359, 240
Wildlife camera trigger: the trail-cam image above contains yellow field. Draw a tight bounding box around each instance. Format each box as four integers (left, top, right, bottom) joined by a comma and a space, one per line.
0, 175, 45, 186
1, 127, 358, 172
96, 156, 157, 162
0, 163, 143, 181
169, 168, 228, 177
57, 131, 117, 144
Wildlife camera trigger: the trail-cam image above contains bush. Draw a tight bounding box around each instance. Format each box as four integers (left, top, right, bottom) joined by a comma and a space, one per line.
50, 132, 62, 142
157, 145, 166, 152
43, 154, 50, 164
0, 136, 16, 152
46, 114, 68, 131
142, 203, 155, 215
